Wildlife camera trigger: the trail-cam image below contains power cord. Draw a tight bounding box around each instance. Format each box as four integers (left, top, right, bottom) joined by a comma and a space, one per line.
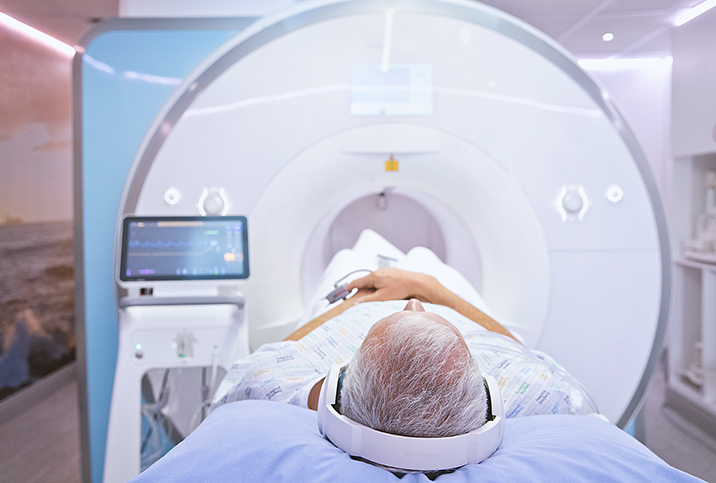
189, 345, 221, 432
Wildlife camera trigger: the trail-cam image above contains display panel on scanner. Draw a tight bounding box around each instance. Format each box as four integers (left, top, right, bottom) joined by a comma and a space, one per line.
119, 216, 249, 282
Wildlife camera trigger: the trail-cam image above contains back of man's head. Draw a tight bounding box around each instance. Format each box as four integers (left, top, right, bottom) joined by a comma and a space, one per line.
340, 312, 488, 438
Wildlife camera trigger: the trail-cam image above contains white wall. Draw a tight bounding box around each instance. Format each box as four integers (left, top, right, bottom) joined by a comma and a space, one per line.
671, 6, 716, 158
580, 57, 673, 205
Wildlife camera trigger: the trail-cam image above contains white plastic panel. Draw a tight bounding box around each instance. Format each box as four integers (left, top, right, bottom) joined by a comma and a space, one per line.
136, 11, 658, 251
538, 251, 662, 422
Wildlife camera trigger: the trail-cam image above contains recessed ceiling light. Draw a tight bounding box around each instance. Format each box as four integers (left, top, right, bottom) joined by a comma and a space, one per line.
602, 32, 615, 42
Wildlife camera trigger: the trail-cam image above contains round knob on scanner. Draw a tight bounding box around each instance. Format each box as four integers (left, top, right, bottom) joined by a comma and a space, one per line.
605, 185, 624, 203
562, 192, 584, 213
555, 185, 589, 222
203, 193, 225, 214
163, 187, 181, 205
198, 187, 230, 216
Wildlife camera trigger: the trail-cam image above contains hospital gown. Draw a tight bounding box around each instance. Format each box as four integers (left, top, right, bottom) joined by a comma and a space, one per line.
211, 300, 598, 417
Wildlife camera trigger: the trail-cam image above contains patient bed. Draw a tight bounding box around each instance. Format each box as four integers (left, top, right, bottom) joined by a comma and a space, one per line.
129, 231, 703, 482
130, 400, 703, 483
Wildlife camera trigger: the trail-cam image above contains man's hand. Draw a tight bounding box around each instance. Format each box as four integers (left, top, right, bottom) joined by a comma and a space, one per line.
346, 268, 444, 304
348, 268, 521, 343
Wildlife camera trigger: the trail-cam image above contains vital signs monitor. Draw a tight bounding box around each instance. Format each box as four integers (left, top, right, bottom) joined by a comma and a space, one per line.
119, 216, 249, 282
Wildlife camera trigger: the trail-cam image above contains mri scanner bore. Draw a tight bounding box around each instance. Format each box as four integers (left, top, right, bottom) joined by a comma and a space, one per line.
78, 0, 671, 481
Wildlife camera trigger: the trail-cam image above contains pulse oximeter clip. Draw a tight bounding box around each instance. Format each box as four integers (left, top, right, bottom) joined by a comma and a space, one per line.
325, 269, 372, 304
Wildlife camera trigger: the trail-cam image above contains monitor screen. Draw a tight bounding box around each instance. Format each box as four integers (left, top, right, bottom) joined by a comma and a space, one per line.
119, 216, 249, 282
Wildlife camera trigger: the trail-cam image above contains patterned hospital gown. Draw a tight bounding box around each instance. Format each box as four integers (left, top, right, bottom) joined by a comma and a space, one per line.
211, 301, 598, 417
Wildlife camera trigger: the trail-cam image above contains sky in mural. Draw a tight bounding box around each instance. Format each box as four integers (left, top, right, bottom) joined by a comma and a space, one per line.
0, 26, 73, 224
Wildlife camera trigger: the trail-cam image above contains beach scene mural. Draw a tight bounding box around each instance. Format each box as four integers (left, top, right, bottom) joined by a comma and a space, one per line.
0, 24, 74, 400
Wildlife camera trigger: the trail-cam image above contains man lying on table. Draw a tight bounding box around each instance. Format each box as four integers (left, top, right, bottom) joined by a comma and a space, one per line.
211, 267, 596, 439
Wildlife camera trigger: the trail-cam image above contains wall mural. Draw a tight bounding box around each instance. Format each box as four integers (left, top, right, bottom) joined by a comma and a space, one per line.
0, 26, 74, 401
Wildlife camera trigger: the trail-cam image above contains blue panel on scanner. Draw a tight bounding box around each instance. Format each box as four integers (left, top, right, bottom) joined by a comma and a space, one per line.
79, 27, 239, 483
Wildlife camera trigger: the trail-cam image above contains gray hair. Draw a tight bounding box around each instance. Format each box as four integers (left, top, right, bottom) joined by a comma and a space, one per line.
340, 313, 488, 438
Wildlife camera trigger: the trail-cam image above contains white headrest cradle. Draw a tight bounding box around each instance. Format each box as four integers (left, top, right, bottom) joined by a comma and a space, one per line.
317, 365, 505, 472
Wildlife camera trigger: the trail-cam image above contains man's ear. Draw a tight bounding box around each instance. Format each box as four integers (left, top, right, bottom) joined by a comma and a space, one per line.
308, 378, 325, 411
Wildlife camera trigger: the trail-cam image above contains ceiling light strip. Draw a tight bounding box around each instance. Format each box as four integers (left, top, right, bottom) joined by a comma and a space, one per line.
674, 0, 716, 26
0, 10, 75, 57
578, 57, 673, 71
381, 8, 396, 73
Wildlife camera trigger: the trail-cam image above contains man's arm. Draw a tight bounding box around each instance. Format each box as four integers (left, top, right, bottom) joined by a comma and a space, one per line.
346, 268, 521, 343
285, 268, 520, 410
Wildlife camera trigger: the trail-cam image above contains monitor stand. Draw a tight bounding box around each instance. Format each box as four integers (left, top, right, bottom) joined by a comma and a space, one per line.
103, 293, 248, 483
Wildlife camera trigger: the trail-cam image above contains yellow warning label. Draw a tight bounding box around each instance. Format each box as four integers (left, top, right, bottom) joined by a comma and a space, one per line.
385, 155, 399, 171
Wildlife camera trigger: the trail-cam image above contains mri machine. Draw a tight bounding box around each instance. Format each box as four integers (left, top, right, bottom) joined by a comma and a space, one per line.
74, 0, 670, 481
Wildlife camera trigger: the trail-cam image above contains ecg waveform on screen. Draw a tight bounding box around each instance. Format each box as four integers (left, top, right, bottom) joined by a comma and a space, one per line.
129, 240, 201, 248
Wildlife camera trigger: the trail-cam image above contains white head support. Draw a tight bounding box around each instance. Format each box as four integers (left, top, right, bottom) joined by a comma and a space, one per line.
317, 365, 505, 472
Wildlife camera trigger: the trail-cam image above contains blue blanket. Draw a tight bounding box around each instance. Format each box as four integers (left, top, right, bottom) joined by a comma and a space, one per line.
132, 400, 704, 482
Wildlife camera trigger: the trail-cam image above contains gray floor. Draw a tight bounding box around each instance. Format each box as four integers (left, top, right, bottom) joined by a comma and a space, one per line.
0, 379, 82, 483
644, 367, 716, 482
1, 361, 715, 483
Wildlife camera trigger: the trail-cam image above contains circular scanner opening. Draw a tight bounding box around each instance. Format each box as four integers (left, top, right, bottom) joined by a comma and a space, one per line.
324, 190, 447, 266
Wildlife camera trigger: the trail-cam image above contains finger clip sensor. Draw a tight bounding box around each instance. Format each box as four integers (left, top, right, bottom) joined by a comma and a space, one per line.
325, 269, 373, 304
325, 284, 351, 304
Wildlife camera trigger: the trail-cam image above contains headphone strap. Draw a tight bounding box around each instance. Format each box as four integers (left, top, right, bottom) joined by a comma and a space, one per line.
483, 377, 494, 421
333, 366, 348, 413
